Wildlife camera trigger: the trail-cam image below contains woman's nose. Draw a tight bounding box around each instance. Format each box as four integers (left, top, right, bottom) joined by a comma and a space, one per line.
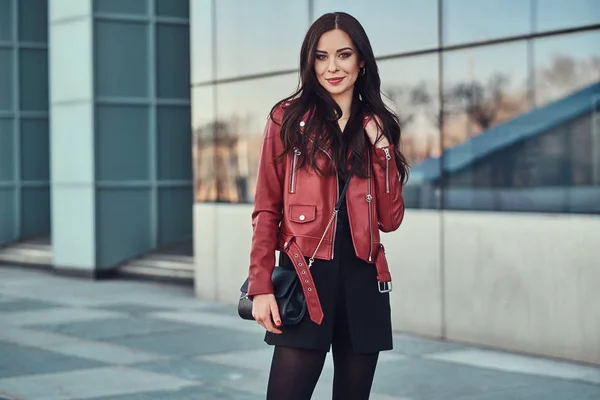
327, 58, 339, 72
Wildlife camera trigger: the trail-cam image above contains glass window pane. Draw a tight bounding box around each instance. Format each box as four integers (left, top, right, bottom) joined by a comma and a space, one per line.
534, 31, 600, 213
21, 187, 50, 237
314, 0, 438, 55
156, 0, 188, 18
190, 0, 212, 83
0, 118, 14, 182
536, 0, 600, 33
21, 118, 49, 181
0, 188, 16, 244
20, 49, 49, 111
443, 0, 532, 46
158, 187, 193, 246
96, 105, 150, 181
192, 85, 215, 202
214, 73, 297, 203
94, 0, 148, 16
534, 31, 600, 106
378, 54, 441, 209
157, 105, 192, 180
156, 24, 190, 99
442, 42, 533, 211
95, 21, 149, 98
18, 0, 48, 43
0, 0, 12, 41
215, 1, 308, 79
0, 49, 14, 111
96, 188, 152, 268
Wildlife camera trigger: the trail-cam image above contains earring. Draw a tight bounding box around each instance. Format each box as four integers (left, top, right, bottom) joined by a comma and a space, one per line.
360, 66, 366, 76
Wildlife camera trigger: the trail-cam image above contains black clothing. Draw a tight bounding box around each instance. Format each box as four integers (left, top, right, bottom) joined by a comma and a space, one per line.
266, 344, 379, 400
264, 172, 393, 353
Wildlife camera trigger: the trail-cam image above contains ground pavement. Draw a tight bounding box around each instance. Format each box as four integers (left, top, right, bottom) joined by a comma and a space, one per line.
0, 265, 599, 400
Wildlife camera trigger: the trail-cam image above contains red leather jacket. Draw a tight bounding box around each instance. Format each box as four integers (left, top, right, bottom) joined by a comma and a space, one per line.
247, 102, 405, 324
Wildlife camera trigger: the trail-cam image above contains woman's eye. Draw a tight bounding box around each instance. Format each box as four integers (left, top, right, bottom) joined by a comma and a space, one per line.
340, 52, 351, 59
316, 54, 326, 61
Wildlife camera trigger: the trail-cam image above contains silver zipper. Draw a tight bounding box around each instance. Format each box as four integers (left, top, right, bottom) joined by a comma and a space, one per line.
304, 137, 338, 259
366, 150, 373, 262
382, 147, 391, 194
331, 171, 339, 260
290, 148, 300, 193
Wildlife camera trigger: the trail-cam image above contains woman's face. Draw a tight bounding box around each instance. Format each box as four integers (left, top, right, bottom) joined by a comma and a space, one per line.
314, 29, 364, 99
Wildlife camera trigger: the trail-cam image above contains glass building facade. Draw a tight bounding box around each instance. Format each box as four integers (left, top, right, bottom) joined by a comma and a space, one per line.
191, 0, 600, 214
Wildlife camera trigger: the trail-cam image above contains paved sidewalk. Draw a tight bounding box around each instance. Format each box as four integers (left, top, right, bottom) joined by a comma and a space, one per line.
0, 266, 599, 400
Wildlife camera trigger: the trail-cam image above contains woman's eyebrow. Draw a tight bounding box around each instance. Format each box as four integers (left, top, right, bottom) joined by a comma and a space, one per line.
315, 47, 354, 53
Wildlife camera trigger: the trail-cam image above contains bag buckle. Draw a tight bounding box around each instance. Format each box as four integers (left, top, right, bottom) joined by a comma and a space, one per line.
378, 281, 392, 293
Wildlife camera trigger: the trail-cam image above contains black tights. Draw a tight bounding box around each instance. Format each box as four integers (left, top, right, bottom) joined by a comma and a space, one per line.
266, 345, 379, 400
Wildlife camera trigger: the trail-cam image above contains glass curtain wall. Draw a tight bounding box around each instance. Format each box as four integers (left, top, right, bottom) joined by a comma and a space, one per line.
191, 0, 600, 214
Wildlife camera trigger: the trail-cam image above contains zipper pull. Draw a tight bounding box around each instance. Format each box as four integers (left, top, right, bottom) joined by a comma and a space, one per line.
382, 147, 391, 160
365, 194, 372, 202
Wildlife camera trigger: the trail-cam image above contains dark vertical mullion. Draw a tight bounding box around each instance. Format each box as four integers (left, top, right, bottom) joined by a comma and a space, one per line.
149, 0, 158, 248
12, 0, 21, 240
437, 0, 446, 340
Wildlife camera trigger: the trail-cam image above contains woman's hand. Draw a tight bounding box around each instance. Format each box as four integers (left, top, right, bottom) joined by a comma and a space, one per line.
252, 294, 283, 334
364, 115, 390, 148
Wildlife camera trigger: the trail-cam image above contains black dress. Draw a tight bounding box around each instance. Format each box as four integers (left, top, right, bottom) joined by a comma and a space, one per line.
265, 173, 393, 354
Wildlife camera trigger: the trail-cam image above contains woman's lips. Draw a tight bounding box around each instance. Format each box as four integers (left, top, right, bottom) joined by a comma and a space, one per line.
326, 77, 344, 85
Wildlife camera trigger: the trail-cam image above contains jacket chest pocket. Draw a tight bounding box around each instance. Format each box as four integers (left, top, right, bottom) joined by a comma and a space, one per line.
288, 205, 316, 223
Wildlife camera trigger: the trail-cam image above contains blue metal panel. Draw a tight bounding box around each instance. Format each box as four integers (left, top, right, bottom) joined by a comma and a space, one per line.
0, 187, 16, 243
0, 118, 14, 182
157, 106, 192, 180
21, 118, 50, 181
22, 186, 50, 237
94, 0, 149, 16
95, 105, 150, 181
96, 188, 152, 268
158, 186, 192, 246
19, 49, 49, 111
18, 0, 48, 42
94, 21, 149, 98
156, 0, 188, 18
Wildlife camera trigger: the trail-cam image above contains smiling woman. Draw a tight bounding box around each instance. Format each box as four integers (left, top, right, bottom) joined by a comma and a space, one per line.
242, 11, 408, 400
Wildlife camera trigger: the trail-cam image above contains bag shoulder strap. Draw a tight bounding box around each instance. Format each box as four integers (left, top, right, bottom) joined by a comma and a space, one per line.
307, 175, 351, 268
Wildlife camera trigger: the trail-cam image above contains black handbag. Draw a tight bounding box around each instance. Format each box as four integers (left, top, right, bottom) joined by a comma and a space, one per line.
238, 175, 352, 325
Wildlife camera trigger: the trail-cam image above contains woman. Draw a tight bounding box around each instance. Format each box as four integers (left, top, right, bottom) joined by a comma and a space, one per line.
246, 12, 409, 400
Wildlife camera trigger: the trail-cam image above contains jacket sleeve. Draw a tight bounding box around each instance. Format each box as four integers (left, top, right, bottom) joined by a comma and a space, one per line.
372, 144, 405, 233
246, 110, 286, 298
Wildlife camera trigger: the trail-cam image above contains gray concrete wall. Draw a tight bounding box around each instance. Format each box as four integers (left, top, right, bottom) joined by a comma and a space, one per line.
193, 203, 600, 365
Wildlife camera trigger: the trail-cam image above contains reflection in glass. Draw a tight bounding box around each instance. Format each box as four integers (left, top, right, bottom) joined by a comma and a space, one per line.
192, 86, 215, 202
442, 0, 532, 46
441, 42, 533, 210
378, 55, 441, 209
193, 74, 298, 203
534, 31, 600, 106
215, 1, 308, 79
443, 42, 530, 154
313, 0, 438, 55
437, 35, 600, 213
214, 74, 298, 203
535, 0, 600, 33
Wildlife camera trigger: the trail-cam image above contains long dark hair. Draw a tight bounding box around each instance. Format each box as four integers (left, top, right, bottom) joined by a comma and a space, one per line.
269, 12, 409, 183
